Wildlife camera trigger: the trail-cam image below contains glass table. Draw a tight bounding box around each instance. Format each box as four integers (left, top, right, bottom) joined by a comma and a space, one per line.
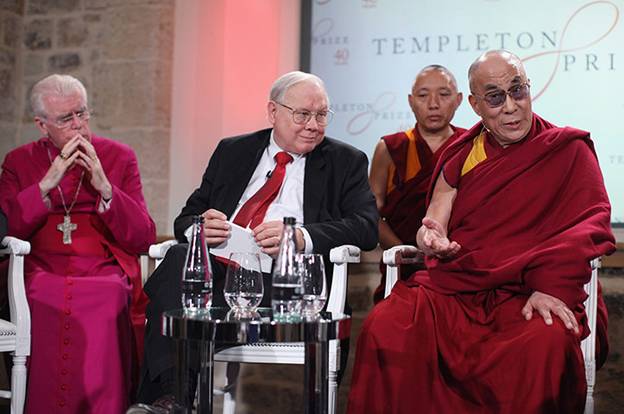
161, 307, 351, 414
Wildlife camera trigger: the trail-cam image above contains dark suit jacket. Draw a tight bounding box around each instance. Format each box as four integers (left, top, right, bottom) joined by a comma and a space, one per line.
174, 128, 379, 255
0, 210, 6, 241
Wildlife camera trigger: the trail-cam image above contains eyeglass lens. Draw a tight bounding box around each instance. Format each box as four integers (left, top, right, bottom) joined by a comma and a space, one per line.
56, 110, 90, 127
484, 84, 529, 108
293, 110, 331, 125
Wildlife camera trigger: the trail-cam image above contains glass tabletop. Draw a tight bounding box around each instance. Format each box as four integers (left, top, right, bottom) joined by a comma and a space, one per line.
162, 307, 351, 344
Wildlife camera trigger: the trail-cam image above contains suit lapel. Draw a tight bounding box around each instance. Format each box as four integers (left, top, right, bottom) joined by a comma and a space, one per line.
222, 130, 270, 217
303, 139, 328, 224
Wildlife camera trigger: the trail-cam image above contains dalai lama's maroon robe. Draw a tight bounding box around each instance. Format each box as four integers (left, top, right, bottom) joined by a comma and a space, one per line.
0, 136, 156, 413
348, 114, 615, 414
373, 126, 465, 303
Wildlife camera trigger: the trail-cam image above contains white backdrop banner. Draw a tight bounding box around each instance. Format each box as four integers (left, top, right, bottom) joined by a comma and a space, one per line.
309, 0, 623, 223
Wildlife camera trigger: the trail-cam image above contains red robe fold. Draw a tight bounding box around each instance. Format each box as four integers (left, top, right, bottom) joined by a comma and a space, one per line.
348, 114, 615, 414
0, 136, 156, 413
373, 126, 465, 303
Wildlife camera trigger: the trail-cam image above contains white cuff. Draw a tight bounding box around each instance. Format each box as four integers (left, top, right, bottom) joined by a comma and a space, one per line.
98, 197, 112, 213
184, 225, 193, 243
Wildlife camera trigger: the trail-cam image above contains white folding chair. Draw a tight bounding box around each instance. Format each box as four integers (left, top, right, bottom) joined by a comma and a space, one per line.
382, 245, 600, 414
148, 241, 360, 414
581, 258, 600, 414
0, 237, 31, 414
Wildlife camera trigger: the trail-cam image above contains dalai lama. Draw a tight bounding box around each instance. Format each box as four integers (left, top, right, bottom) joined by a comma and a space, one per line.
347, 50, 615, 414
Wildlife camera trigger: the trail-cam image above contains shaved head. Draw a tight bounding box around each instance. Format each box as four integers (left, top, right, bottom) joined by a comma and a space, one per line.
413, 64, 459, 93
468, 50, 526, 93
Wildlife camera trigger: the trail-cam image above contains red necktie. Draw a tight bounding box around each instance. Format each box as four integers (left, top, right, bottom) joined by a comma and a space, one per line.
233, 151, 294, 229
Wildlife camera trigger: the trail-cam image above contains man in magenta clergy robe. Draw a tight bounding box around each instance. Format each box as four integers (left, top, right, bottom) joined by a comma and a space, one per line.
347, 50, 615, 413
368, 65, 465, 304
0, 74, 156, 413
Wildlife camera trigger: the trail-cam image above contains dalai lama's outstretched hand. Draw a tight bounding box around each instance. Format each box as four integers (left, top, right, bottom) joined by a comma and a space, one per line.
417, 217, 461, 259
521, 291, 580, 334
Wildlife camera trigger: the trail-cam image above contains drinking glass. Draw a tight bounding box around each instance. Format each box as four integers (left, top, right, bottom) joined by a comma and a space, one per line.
296, 254, 327, 318
224, 253, 264, 315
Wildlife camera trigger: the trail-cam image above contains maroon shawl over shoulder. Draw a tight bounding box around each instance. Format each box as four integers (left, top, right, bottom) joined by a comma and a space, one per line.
415, 114, 615, 348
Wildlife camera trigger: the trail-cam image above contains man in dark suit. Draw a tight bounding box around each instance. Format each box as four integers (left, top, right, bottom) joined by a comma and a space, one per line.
135, 71, 378, 407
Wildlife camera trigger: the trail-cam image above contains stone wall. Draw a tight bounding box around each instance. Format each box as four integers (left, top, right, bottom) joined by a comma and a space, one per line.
0, 2, 23, 157
0, 0, 174, 233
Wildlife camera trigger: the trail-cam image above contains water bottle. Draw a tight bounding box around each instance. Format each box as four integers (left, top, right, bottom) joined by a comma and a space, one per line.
271, 217, 302, 322
181, 215, 213, 311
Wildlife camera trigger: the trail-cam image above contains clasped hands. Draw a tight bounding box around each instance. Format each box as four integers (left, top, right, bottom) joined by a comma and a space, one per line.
39, 134, 112, 200
201, 209, 304, 256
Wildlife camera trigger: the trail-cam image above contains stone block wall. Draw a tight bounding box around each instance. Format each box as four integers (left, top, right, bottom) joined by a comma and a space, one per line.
0, 0, 174, 233
0, 2, 23, 157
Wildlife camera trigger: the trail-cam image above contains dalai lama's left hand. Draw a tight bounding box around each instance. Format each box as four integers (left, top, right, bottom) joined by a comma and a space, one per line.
74, 136, 113, 200
521, 291, 580, 334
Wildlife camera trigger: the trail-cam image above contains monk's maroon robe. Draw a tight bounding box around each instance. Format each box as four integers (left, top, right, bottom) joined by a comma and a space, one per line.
348, 114, 615, 414
374, 126, 465, 303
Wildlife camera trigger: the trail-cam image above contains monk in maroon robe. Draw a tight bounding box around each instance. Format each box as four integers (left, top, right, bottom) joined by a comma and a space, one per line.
369, 65, 465, 303
0, 74, 156, 413
348, 51, 615, 413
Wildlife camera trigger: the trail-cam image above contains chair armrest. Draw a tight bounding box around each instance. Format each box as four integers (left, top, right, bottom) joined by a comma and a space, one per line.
0, 236, 31, 256
382, 245, 423, 299
329, 244, 361, 264
326, 245, 361, 315
0, 237, 31, 356
148, 239, 179, 260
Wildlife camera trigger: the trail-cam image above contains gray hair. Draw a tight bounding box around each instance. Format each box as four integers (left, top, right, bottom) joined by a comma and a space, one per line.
30, 74, 88, 117
468, 50, 525, 92
269, 71, 329, 104
415, 64, 459, 91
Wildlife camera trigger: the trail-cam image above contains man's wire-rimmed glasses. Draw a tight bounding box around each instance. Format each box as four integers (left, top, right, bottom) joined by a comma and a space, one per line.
44, 109, 92, 129
275, 102, 333, 126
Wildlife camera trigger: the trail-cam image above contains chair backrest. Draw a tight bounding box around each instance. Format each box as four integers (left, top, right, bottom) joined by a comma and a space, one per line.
326, 245, 361, 314
581, 258, 600, 402
0, 237, 31, 356
145, 240, 361, 314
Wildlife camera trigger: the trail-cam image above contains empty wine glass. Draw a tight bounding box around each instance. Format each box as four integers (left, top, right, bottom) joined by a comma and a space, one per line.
224, 253, 264, 315
296, 254, 327, 319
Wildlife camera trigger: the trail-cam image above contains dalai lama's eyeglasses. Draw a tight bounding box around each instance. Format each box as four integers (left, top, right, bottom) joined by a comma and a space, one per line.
471, 82, 531, 108
275, 102, 334, 126
45, 109, 92, 129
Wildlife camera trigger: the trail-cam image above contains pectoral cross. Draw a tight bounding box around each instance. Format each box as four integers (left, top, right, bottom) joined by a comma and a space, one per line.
57, 214, 77, 245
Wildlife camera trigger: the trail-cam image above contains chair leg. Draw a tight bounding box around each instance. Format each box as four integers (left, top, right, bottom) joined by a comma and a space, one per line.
11, 355, 27, 414
328, 369, 337, 414
222, 362, 240, 414
584, 394, 594, 414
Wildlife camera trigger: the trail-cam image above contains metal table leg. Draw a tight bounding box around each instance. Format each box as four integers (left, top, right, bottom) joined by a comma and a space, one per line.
197, 334, 215, 413
304, 340, 329, 414
174, 339, 191, 414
